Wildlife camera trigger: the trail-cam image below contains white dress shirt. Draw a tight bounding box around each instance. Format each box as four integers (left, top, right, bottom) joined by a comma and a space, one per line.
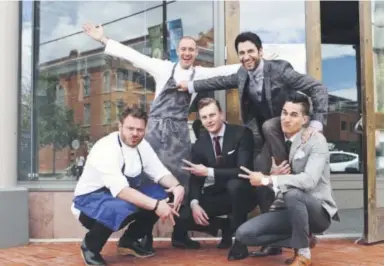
71, 132, 171, 217
104, 39, 241, 104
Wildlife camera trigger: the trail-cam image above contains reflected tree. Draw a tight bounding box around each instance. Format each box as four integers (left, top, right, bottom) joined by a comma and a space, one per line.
37, 73, 85, 174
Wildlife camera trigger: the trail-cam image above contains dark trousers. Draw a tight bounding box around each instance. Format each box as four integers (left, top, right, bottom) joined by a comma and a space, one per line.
255, 117, 287, 175
173, 179, 257, 238
235, 189, 331, 249
79, 209, 158, 253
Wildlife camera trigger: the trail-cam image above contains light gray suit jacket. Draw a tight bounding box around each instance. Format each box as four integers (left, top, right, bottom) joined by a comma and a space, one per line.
275, 129, 339, 221
191, 60, 328, 126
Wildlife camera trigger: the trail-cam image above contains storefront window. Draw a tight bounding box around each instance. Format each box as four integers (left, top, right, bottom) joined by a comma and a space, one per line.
19, 1, 215, 181
372, 0, 384, 113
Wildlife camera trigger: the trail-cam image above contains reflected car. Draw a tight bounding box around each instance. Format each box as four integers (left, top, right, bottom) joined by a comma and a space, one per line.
329, 151, 360, 173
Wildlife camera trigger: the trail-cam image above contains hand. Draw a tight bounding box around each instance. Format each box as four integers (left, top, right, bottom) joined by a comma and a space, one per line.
181, 159, 208, 177
82, 22, 106, 43
191, 204, 210, 226
176, 81, 189, 92
165, 185, 185, 212
301, 126, 319, 144
238, 166, 264, 186
155, 199, 180, 226
270, 157, 291, 175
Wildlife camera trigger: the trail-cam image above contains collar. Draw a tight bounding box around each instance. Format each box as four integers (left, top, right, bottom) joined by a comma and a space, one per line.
284, 131, 300, 142
247, 59, 264, 77
209, 123, 226, 140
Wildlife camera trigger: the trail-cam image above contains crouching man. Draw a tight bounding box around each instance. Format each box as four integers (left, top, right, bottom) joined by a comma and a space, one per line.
71, 105, 184, 266
229, 92, 339, 266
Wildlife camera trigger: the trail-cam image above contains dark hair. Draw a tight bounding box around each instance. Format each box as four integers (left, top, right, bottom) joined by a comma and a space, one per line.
119, 105, 148, 124
197, 97, 222, 112
234, 32, 263, 53
285, 92, 311, 116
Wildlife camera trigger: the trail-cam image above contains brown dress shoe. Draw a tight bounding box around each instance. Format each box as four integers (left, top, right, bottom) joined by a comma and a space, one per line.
289, 254, 311, 266
285, 235, 317, 265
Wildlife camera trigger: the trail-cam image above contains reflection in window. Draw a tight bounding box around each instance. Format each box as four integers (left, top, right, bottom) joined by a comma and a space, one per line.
83, 74, 90, 97
103, 71, 111, 92
19, 0, 217, 181
372, 0, 384, 112
83, 104, 91, 126
103, 101, 111, 124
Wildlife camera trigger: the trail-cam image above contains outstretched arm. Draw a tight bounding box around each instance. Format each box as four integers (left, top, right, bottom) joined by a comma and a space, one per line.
83, 23, 166, 79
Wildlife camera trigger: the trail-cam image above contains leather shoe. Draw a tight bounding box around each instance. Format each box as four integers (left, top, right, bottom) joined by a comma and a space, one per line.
172, 236, 201, 249
80, 240, 106, 266
288, 254, 311, 266
117, 239, 155, 258
217, 235, 232, 249
249, 246, 282, 257
227, 240, 249, 261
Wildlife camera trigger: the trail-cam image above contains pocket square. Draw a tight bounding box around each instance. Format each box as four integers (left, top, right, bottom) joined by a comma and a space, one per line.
227, 150, 235, 155
294, 149, 305, 160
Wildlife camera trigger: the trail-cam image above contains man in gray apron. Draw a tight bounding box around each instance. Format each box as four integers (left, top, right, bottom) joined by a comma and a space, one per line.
82, 22, 244, 249
72, 106, 184, 266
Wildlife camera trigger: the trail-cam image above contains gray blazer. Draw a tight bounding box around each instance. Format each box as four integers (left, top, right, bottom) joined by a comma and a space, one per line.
191, 60, 328, 126
275, 129, 339, 221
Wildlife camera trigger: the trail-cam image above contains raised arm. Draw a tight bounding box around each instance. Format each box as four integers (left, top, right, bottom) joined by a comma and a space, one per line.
82, 23, 166, 79
281, 63, 328, 129
177, 73, 239, 94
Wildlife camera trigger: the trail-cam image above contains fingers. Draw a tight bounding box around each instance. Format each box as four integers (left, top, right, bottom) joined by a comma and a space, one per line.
182, 159, 195, 167
168, 214, 176, 226
181, 166, 194, 171
278, 160, 288, 167
238, 174, 250, 179
202, 210, 209, 221
271, 157, 277, 166
240, 166, 252, 174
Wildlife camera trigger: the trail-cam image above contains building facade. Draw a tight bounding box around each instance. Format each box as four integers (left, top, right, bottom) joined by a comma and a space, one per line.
0, 0, 383, 247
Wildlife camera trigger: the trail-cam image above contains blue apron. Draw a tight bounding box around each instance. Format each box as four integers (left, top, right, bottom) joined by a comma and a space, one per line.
73, 135, 168, 232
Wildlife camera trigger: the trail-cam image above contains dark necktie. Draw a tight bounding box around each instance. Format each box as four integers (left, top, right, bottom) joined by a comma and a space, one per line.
285, 140, 292, 156
213, 136, 222, 157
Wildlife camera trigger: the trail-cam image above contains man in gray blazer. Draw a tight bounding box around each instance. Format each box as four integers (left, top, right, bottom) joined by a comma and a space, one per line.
228, 92, 339, 266
177, 31, 328, 177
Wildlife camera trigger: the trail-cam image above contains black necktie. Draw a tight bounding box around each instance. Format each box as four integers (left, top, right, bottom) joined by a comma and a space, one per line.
213, 136, 222, 156
285, 140, 292, 156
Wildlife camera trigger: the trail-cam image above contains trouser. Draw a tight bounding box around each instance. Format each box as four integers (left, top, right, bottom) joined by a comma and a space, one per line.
173, 179, 257, 238
255, 117, 287, 175
235, 189, 331, 249
79, 209, 158, 253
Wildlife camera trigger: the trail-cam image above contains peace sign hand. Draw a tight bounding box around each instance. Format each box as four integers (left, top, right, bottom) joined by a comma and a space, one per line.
181, 159, 208, 177
238, 166, 264, 186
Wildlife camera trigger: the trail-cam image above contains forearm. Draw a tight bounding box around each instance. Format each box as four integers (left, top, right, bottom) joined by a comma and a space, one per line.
158, 174, 180, 188
117, 186, 157, 210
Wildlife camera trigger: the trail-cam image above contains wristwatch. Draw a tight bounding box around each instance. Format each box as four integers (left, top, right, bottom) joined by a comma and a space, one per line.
261, 177, 270, 186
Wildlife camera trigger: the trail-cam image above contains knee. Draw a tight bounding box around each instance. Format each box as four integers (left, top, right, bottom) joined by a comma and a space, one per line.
261, 117, 281, 138
235, 223, 250, 244
226, 179, 247, 196
283, 188, 304, 206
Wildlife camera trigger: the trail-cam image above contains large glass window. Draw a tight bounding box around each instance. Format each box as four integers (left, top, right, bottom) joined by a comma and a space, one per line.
19, 1, 216, 181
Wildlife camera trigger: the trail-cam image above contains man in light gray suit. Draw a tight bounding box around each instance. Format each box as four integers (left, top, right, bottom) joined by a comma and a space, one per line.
228, 92, 339, 266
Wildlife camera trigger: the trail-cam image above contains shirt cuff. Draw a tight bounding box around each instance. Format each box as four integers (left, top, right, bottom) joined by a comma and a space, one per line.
207, 168, 214, 178
271, 175, 279, 197
190, 199, 199, 208
187, 81, 195, 93
309, 120, 323, 131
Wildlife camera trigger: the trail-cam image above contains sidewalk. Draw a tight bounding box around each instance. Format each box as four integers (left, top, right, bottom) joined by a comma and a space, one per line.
0, 239, 383, 266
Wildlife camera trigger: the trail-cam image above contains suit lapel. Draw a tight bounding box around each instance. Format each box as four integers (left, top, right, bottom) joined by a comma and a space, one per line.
203, 132, 217, 166
289, 128, 305, 163
238, 70, 248, 101
221, 125, 233, 156
263, 61, 274, 116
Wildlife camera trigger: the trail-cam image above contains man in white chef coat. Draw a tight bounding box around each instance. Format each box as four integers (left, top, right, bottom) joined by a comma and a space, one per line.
72, 105, 185, 266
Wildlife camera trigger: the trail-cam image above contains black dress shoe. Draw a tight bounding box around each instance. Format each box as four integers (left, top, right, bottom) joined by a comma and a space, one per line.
249, 246, 282, 257
227, 240, 249, 261
217, 236, 233, 249
140, 234, 155, 253
171, 236, 201, 249
80, 240, 107, 266
117, 239, 155, 258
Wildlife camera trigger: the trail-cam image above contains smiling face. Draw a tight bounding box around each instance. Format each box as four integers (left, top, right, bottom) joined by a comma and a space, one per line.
237, 40, 263, 71
198, 102, 224, 135
177, 37, 198, 69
